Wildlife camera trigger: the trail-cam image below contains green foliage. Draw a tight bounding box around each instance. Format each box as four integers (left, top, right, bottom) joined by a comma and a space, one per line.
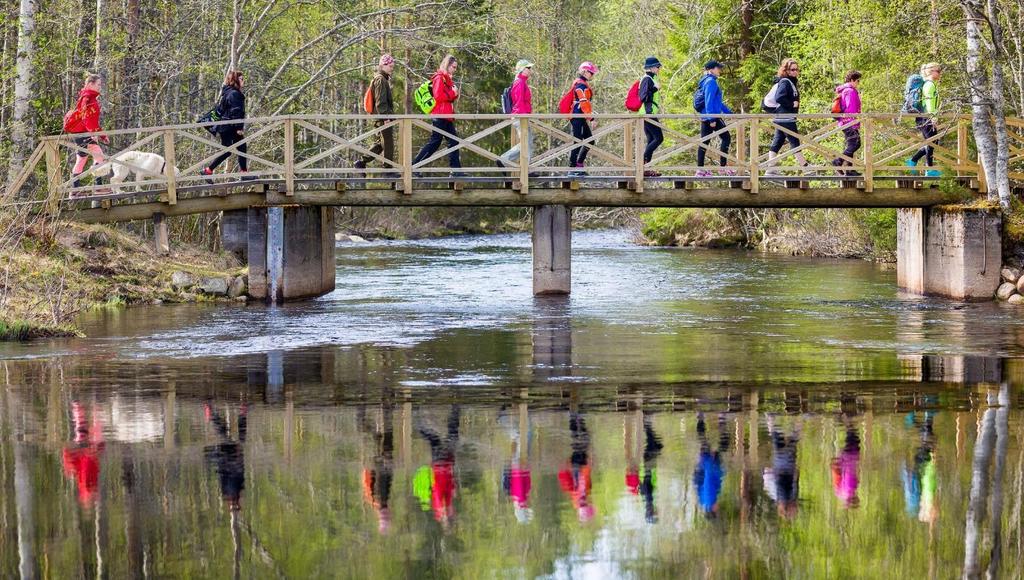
856, 208, 898, 258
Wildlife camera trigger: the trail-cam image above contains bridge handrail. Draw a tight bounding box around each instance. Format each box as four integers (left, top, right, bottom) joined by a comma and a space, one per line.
3, 112, 1009, 210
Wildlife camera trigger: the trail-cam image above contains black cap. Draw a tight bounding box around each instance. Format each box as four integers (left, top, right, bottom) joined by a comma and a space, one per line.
704, 60, 724, 70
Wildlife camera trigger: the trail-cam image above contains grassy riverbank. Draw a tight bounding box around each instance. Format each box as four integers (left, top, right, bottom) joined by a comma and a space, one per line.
0, 219, 244, 341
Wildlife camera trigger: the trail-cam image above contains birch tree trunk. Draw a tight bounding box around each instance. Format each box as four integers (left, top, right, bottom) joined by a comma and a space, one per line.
228, 0, 243, 72
8, 0, 37, 191
986, 0, 1012, 208
963, 402, 996, 579
93, 0, 108, 111
962, 1, 999, 201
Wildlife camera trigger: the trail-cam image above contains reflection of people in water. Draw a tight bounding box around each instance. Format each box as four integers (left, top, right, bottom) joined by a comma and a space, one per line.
694, 412, 729, 519
831, 415, 861, 509
901, 411, 938, 523
61, 401, 106, 508
763, 414, 801, 519
499, 405, 533, 524
559, 411, 595, 522
204, 402, 248, 511
359, 402, 395, 534
417, 405, 461, 526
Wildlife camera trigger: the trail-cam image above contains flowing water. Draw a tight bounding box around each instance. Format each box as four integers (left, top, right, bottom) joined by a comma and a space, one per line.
2, 230, 1023, 578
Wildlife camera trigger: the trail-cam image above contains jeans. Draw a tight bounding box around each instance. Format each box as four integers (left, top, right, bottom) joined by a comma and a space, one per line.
413, 118, 462, 168
208, 128, 248, 171
569, 119, 592, 166
697, 119, 732, 167
499, 126, 533, 167
643, 120, 664, 164
769, 121, 800, 153
911, 118, 936, 166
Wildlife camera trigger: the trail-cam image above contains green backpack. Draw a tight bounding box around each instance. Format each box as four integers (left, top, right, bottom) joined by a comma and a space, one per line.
414, 80, 435, 114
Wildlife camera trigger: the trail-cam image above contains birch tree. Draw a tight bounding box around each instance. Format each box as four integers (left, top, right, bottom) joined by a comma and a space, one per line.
8, 0, 36, 190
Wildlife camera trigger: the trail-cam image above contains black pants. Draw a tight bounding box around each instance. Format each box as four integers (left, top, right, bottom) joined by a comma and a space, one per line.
362, 120, 395, 167
697, 119, 732, 167
413, 118, 462, 168
208, 128, 248, 171
832, 127, 862, 169
569, 118, 592, 166
643, 120, 664, 163
769, 121, 800, 153
911, 118, 936, 166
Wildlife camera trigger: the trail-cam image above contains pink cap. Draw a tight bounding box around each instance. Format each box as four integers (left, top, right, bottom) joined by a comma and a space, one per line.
379, 54, 395, 67
578, 62, 599, 75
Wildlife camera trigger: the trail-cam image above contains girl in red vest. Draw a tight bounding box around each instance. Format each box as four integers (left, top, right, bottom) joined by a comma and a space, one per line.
64, 73, 109, 189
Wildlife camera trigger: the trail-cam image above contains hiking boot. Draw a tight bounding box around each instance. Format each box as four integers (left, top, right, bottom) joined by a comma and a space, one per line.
201, 167, 215, 185
240, 172, 256, 182
643, 169, 662, 178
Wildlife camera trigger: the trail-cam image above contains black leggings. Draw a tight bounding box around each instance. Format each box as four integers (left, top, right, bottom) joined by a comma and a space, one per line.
569, 118, 592, 166
413, 118, 462, 168
769, 121, 800, 153
208, 128, 248, 171
643, 120, 664, 163
911, 118, 936, 166
697, 119, 732, 167
832, 127, 862, 167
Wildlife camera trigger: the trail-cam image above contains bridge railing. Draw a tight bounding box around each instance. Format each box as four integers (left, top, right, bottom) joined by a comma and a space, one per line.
3, 112, 1011, 212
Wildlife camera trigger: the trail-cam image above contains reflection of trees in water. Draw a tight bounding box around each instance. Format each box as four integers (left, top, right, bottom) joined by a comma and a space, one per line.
963, 385, 1010, 579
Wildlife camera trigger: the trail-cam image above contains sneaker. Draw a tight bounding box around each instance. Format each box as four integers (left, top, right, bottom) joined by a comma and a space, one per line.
354, 160, 366, 170
695, 169, 712, 178
721, 168, 737, 177
643, 170, 662, 178
925, 169, 941, 178
240, 172, 256, 182
201, 167, 214, 185
905, 158, 918, 176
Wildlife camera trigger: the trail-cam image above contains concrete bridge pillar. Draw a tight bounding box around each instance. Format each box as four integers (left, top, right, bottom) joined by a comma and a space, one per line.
221, 209, 249, 263
533, 205, 571, 295
247, 205, 336, 303
897, 207, 1001, 300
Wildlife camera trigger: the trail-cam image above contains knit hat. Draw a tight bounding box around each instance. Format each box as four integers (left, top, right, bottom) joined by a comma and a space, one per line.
643, 56, 662, 69
515, 59, 535, 74
379, 54, 395, 67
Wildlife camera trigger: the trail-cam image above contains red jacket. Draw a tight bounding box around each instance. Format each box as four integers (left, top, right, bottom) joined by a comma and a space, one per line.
64, 88, 102, 134
430, 71, 459, 118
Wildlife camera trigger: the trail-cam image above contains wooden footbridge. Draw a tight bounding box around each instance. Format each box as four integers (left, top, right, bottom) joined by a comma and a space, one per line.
3, 113, 1019, 301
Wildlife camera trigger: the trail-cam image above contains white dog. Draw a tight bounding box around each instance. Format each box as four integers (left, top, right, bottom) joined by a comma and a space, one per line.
94, 151, 179, 194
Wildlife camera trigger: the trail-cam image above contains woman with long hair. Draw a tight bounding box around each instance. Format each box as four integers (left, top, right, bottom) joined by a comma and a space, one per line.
202, 70, 250, 179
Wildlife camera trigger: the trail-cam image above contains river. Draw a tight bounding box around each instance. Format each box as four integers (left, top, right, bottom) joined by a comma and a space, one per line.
1, 229, 1022, 578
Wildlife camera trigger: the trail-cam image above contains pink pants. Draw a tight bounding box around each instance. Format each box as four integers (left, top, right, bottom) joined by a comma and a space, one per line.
71, 138, 105, 174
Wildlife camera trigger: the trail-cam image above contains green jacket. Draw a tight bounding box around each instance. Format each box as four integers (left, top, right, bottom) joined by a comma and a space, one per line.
370, 72, 394, 115
922, 80, 938, 115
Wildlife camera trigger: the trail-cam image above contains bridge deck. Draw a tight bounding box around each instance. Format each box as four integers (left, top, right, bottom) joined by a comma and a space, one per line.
4, 112, 1012, 223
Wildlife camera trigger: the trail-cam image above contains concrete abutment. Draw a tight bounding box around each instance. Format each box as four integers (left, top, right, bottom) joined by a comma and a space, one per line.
245, 206, 335, 303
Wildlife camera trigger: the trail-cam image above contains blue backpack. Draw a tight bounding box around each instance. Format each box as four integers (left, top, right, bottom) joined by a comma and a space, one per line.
693, 75, 710, 113
501, 85, 514, 114
903, 74, 925, 113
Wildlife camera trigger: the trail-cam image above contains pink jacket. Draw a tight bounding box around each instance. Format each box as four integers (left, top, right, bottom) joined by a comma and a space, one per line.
510, 73, 532, 114
836, 83, 861, 129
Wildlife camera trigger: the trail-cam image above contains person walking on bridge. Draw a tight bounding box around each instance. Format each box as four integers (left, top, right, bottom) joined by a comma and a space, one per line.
639, 56, 665, 177
413, 55, 463, 176
497, 59, 535, 169
764, 58, 809, 175
695, 60, 734, 177
907, 63, 942, 177
64, 73, 109, 191
201, 71, 250, 180
356, 54, 397, 176
569, 62, 599, 177
832, 70, 863, 176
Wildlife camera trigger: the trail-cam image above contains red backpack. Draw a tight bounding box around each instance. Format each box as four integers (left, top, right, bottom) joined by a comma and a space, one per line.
558, 79, 585, 115
624, 80, 642, 112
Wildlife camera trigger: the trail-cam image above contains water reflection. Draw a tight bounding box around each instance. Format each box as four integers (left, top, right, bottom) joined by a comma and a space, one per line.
0, 361, 1020, 577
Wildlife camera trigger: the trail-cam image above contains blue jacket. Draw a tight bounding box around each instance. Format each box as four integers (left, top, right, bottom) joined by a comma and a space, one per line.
699, 74, 732, 120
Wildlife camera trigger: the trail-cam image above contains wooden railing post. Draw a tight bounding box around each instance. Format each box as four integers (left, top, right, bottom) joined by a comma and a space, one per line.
862, 116, 874, 193
634, 118, 645, 193
283, 117, 295, 196
735, 120, 747, 168
624, 119, 635, 166
163, 130, 177, 205
748, 118, 759, 194
44, 139, 62, 214
518, 117, 530, 194
401, 118, 413, 195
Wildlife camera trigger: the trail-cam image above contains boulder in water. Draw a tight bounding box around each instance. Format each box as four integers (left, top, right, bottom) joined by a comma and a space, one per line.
997, 282, 1016, 300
